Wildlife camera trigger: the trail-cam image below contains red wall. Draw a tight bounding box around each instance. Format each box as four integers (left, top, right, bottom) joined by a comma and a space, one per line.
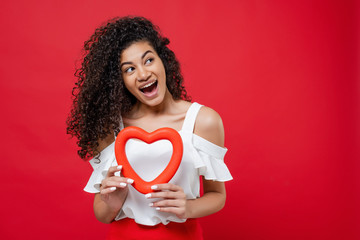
0, 0, 358, 239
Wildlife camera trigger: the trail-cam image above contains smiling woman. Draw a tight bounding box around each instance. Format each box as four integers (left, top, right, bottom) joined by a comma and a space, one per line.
120, 42, 167, 107
66, 17, 189, 160
66, 16, 232, 240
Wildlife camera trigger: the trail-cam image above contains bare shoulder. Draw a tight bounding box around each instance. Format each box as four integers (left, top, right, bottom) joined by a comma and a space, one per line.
194, 106, 225, 147
174, 99, 192, 113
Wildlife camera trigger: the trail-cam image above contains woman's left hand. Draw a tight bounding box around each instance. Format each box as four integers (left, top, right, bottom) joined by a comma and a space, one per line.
145, 183, 189, 219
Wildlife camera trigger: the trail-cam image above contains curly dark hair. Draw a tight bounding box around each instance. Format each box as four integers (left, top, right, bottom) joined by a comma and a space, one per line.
66, 16, 190, 160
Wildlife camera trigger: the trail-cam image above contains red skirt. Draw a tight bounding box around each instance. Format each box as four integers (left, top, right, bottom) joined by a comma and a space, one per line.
107, 218, 203, 240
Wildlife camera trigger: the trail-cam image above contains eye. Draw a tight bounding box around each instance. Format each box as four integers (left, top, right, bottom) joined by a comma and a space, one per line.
145, 58, 154, 65
124, 67, 135, 73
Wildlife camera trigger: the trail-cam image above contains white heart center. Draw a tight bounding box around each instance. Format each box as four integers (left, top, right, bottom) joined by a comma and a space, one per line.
125, 138, 173, 182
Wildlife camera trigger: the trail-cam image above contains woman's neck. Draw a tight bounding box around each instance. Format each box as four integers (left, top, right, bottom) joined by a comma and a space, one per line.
128, 90, 177, 118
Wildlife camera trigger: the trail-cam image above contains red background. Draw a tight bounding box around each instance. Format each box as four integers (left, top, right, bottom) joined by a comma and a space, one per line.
0, 0, 359, 239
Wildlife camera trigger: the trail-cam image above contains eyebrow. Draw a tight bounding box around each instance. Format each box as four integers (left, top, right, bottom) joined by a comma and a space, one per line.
120, 50, 154, 69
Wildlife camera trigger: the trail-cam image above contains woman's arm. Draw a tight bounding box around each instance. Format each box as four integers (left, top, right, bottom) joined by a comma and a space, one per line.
188, 106, 227, 217
92, 134, 134, 224
148, 107, 227, 219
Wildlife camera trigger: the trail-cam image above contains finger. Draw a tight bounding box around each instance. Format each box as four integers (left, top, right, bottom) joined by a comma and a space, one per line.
150, 199, 184, 208
154, 206, 184, 217
101, 177, 134, 189
151, 183, 182, 192
145, 191, 185, 200
109, 176, 134, 185
100, 186, 117, 195
107, 175, 134, 183
101, 180, 128, 189
106, 165, 123, 178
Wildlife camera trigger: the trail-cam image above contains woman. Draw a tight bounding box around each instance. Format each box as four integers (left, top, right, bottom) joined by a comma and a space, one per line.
67, 16, 232, 239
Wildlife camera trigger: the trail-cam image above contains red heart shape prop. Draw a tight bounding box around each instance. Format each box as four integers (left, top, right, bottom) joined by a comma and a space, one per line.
114, 126, 183, 194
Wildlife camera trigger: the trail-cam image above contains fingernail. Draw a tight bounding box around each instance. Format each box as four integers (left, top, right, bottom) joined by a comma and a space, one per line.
127, 179, 134, 184
149, 203, 153, 207
110, 187, 116, 191
145, 193, 151, 199
155, 207, 160, 211
117, 165, 122, 170
151, 185, 158, 190
120, 182, 127, 187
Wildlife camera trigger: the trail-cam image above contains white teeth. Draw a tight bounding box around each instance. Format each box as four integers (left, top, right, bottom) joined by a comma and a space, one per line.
140, 80, 156, 89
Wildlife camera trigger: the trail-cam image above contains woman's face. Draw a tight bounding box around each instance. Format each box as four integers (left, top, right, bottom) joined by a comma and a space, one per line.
120, 41, 167, 107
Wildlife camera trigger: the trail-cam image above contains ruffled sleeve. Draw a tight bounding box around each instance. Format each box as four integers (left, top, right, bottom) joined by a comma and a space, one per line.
191, 134, 233, 181
83, 141, 118, 193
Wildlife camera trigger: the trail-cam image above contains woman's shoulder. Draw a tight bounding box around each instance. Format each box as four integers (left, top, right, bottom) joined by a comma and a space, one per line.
194, 105, 225, 147
174, 99, 192, 112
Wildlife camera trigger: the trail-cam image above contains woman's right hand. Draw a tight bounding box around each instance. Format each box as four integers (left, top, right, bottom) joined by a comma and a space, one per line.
99, 165, 134, 212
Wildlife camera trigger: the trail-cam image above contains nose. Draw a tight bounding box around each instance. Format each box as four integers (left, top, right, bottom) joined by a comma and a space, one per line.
136, 66, 151, 82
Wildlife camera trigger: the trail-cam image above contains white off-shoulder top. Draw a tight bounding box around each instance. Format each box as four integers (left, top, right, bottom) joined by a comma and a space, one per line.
84, 102, 233, 226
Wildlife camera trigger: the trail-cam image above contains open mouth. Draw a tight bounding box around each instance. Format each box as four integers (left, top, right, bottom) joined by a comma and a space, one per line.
139, 80, 158, 96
